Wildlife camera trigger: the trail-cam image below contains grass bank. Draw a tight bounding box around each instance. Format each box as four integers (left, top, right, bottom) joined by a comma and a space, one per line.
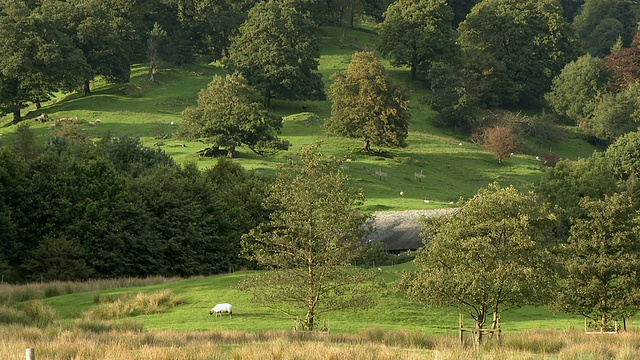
0, 26, 601, 211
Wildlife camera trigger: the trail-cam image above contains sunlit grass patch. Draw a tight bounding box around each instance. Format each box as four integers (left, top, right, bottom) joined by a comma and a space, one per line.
83, 290, 184, 320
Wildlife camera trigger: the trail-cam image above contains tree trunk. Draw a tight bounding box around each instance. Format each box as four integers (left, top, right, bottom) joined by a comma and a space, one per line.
83, 80, 91, 96
305, 310, 314, 331
149, 63, 155, 82
12, 109, 21, 123
364, 139, 371, 152
35, 100, 41, 109
263, 89, 272, 108
474, 306, 487, 345
226, 145, 235, 158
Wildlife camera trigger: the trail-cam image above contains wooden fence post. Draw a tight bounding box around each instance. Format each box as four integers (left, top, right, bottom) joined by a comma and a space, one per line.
459, 314, 463, 345
26, 348, 35, 360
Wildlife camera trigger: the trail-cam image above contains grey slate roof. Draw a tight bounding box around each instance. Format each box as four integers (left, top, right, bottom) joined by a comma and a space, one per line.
366, 209, 456, 252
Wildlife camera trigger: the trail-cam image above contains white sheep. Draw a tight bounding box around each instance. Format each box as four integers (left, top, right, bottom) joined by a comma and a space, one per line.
209, 303, 233, 317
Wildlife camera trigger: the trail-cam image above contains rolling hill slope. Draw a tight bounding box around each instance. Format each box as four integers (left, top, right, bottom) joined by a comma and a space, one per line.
0, 26, 600, 211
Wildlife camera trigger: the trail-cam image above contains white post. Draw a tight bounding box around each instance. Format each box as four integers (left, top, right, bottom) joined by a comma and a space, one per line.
26, 348, 35, 360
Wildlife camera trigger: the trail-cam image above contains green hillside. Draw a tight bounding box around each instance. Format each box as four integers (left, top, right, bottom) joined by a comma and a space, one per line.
40, 263, 582, 335
0, 26, 600, 211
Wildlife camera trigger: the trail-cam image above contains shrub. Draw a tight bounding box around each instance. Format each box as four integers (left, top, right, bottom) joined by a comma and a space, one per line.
0, 305, 32, 326
83, 290, 184, 320
22, 300, 56, 327
482, 125, 521, 164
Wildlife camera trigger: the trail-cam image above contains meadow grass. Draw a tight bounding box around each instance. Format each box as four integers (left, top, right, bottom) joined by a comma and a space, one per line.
2, 320, 640, 359
2, 264, 639, 359
0, 25, 601, 212
0, 276, 182, 306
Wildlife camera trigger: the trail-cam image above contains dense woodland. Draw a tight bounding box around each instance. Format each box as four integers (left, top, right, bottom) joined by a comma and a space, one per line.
2, 0, 640, 331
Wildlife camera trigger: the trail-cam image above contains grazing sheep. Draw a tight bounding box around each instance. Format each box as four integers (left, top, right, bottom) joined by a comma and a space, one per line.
209, 303, 233, 317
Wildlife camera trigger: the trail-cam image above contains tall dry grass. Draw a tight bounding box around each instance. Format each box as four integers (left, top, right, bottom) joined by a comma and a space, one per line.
2, 317, 640, 359
83, 290, 184, 320
0, 276, 183, 305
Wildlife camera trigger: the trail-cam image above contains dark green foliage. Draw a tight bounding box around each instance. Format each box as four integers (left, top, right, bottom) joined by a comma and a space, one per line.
458, 0, 579, 105
377, 0, 455, 81
572, 0, 639, 57
176, 0, 253, 60
99, 134, 174, 174
0, 1, 89, 122
0, 130, 270, 282
37, 0, 132, 95
554, 192, 640, 328
226, 0, 325, 107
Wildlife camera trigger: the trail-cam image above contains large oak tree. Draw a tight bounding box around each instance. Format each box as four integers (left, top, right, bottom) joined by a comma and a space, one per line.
458, 0, 578, 105
325, 51, 410, 151
377, 0, 455, 80
226, 0, 325, 107
180, 72, 289, 158
0, 1, 89, 122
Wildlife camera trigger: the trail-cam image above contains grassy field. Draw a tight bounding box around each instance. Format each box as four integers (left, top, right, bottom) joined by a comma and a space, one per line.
2, 264, 639, 359
0, 26, 600, 212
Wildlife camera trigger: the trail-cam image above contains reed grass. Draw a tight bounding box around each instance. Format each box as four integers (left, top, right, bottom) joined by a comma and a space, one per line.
83, 290, 184, 320
3, 322, 640, 359
0, 276, 182, 305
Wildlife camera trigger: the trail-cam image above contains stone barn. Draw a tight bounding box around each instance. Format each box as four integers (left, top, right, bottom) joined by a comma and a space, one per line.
366, 209, 456, 254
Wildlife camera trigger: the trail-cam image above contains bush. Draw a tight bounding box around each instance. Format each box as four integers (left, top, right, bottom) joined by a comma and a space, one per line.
22, 300, 56, 327
0, 305, 32, 326
84, 290, 184, 320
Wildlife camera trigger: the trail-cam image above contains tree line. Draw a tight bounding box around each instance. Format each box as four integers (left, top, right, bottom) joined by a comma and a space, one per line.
0, 122, 273, 283
0, 0, 390, 123
397, 129, 640, 341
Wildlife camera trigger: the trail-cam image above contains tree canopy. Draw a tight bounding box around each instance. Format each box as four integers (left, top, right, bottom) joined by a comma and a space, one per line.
396, 183, 559, 343
179, 72, 289, 157
545, 54, 609, 126
239, 143, 379, 331
572, 0, 639, 57
0, 128, 270, 282
554, 192, 640, 329
0, 1, 89, 122
377, 0, 455, 80
458, 0, 578, 105
226, 0, 325, 107
325, 51, 410, 151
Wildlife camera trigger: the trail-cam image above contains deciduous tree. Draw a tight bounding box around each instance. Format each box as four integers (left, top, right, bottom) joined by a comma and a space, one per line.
554, 193, 640, 330
482, 125, 520, 164
0, 1, 89, 122
179, 72, 289, 158
377, 0, 455, 80
239, 143, 379, 331
38, 0, 132, 95
572, 0, 639, 57
396, 183, 558, 343
545, 54, 609, 126
226, 0, 325, 107
458, 0, 578, 105
325, 51, 410, 151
